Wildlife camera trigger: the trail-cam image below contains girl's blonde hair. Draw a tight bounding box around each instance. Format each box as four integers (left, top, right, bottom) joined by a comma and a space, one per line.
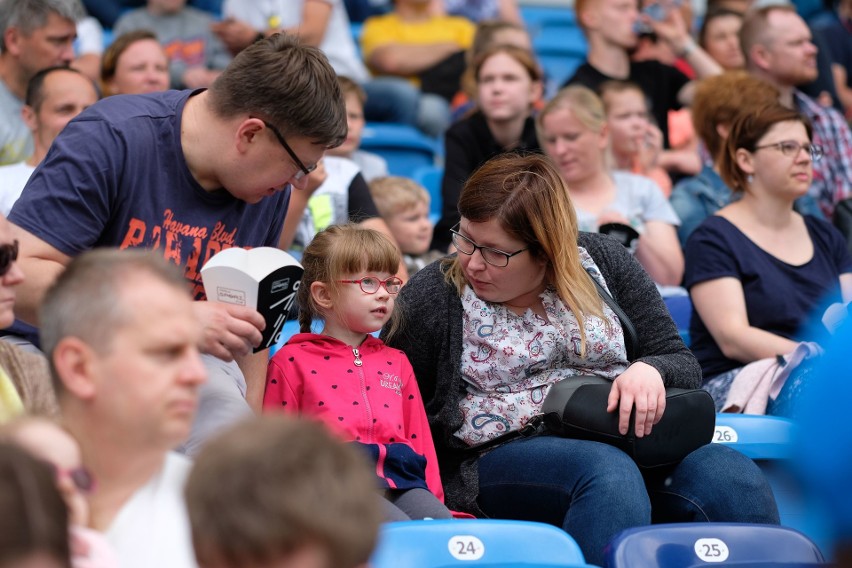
536, 85, 612, 172
297, 225, 402, 338
442, 153, 604, 354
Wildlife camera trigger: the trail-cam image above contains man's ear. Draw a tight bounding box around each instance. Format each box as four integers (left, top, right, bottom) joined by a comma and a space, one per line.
21, 105, 36, 132
235, 117, 265, 153
578, 5, 599, 31
749, 44, 772, 73
310, 281, 334, 311
3, 27, 22, 58
52, 337, 98, 401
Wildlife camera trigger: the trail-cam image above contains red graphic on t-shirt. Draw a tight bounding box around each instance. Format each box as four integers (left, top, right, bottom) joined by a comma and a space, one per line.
118, 209, 239, 299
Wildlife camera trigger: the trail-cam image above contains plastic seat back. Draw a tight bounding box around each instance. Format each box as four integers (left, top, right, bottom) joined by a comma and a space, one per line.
412, 165, 443, 222
605, 523, 825, 568
360, 123, 439, 177
370, 519, 593, 568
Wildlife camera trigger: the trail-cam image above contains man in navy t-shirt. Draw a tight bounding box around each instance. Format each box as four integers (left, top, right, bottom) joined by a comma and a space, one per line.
7, 33, 347, 455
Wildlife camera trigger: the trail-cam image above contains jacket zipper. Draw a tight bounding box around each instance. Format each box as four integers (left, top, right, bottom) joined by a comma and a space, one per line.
352, 346, 374, 443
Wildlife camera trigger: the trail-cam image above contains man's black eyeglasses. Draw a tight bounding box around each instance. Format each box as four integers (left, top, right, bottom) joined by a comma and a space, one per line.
261, 120, 317, 180
0, 240, 18, 277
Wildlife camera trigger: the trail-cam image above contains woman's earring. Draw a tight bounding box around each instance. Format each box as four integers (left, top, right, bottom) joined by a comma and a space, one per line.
747, 174, 754, 184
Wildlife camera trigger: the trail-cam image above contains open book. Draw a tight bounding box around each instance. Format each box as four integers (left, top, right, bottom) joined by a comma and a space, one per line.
201, 247, 303, 353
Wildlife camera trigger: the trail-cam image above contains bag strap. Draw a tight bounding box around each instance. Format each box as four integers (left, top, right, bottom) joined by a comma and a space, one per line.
585, 268, 638, 362
463, 415, 545, 455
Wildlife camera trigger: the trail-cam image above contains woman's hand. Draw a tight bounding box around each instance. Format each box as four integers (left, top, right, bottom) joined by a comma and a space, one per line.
606, 362, 666, 438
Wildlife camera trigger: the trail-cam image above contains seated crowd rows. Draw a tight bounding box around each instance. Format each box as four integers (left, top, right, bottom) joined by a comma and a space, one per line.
0, 0, 850, 567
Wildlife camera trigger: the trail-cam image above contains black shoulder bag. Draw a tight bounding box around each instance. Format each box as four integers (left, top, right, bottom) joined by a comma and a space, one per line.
468, 271, 715, 468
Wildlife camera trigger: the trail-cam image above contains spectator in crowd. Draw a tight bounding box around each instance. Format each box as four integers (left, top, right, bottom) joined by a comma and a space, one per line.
187, 415, 382, 568
0, 443, 71, 568
599, 80, 674, 197
361, 0, 477, 137
434, 0, 522, 23
0, 67, 98, 216
537, 85, 683, 286
813, 0, 852, 117
213, 0, 425, 132
100, 30, 170, 97
684, 104, 852, 415
7, 34, 347, 455
266, 225, 451, 520
72, 6, 107, 84
670, 72, 786, 248
283, 155, 394, 256
384, 152, 779, 567
114, 0, 230, 89
0, 0, 81, 166
568, 0, 722, 148
698, 7, 746, 70
451, 20, 534, 118
326, 76, 389, 182
0, 213, 56, 421
370, 176, 443, 275
741, 4, 852, 218
40, 249, 207, 568
433, 44, 542, 251
3, 416, 118, 567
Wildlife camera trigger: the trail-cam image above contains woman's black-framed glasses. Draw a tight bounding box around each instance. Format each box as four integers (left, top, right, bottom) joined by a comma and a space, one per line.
338, 276, 403, 295
753, 140, 824, 162
261, 120, 317, 180
0, 240, 18, 277
450, 225, 529, 268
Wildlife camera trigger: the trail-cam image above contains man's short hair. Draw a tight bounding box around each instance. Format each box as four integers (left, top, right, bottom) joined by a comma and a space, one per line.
739, 4, 798, 64
369, 176, 430, 218
25, 66, 88, 110
0, 0, 82, 51
208, 33, 347, 149
39, 249, 189, 392
186, 415, 382, 568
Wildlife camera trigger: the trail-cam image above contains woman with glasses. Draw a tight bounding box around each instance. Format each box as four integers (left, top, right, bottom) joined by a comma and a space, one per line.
384, 153, 778, 566
685, 103, 852, 415
265, 225, 454, 522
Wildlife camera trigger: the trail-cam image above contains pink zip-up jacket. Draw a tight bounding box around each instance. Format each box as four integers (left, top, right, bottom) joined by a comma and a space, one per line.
264, 333, 445, 501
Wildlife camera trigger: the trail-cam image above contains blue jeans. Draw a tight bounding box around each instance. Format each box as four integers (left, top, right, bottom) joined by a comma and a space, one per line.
362, 78, 450, 138
477, 436, 779, 566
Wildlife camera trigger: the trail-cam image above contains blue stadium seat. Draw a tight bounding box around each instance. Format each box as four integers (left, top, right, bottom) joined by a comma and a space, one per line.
412, 165, 443, 223
521, 5, 578, 36
605, 523, 825, 568
663, 295, 692, 345
712, 415, 833, 558
370, 519, 594, 568
360, 123, 440, 177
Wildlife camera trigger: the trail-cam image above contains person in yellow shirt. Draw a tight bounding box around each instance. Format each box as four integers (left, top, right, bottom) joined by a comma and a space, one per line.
361, 0, 475, 137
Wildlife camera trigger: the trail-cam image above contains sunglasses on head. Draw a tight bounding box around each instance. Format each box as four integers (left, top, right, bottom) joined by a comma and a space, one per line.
0, 240, 18, 277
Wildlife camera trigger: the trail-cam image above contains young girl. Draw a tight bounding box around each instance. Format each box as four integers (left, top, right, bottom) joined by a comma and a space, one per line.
264, 224, 453, 521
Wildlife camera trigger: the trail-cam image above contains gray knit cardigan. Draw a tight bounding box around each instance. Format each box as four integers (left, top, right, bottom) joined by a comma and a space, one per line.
382, 232, 701, 516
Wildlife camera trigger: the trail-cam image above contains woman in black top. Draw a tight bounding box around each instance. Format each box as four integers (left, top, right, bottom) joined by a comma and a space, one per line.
432, 44, 542, 251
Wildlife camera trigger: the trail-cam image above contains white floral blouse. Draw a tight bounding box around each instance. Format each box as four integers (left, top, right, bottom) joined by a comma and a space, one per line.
454, 248, 630, 446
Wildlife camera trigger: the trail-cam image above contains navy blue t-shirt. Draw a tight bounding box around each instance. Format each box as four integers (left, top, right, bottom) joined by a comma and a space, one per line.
8, 89, 290, 339
684, 215, 852, 378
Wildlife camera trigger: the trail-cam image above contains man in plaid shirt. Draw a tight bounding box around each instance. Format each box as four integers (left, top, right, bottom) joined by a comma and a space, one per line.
741, 4, 852, 219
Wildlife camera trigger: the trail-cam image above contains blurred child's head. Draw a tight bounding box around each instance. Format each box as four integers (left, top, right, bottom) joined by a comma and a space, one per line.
0, 442, 71, 568
186, 415, 382, 568
599, 80, 651, 160
468, 45, 542, 122
329, 76, 366, 158
470, 20, 532, 58
297, 225, 402, 338
369, 176, 433, 257
1, 417, 91, 528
